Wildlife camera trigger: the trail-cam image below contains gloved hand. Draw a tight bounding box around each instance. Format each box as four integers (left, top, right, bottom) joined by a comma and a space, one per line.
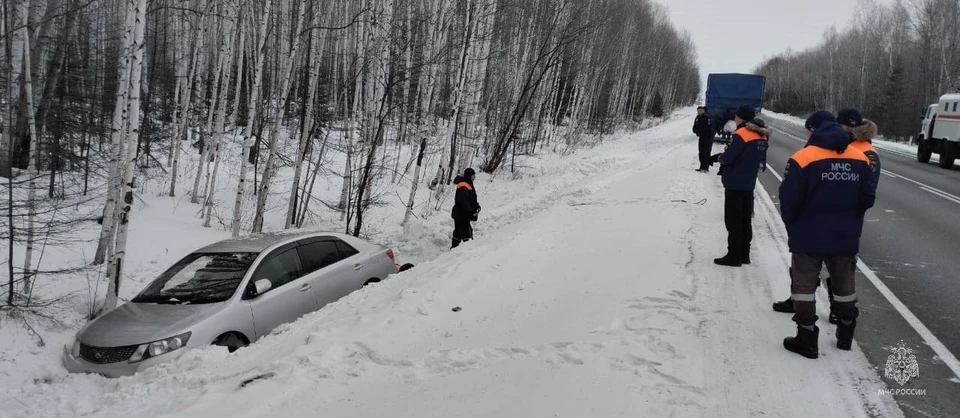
471, 207, 480, 222
710, 153, 722, 163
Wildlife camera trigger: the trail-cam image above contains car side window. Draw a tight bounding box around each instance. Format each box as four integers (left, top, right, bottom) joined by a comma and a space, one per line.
298, 241, 343, 274
252, 248, 303, 290
335, 241, 359, 258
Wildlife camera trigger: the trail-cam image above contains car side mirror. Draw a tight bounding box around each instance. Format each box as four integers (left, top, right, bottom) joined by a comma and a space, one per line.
253, 279, 272, 295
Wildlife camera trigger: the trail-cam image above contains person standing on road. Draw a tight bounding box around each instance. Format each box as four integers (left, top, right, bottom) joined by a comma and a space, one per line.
775, 110, 884, 323
693, 106, 714, 172
710, 105, 769, 267
778, 120, 875, 359
772, 110, 836, 313
451, 168, 481, 249
825, 108, 883, 323
839, 108, 881, 193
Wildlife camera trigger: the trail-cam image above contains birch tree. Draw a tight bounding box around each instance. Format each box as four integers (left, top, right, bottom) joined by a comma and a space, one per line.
102, 0, 148, 313
230, 0, 272, 236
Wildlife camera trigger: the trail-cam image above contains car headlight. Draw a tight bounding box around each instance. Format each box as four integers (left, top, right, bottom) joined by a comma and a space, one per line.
70, 336, 81, 359
128, 332, 191, 363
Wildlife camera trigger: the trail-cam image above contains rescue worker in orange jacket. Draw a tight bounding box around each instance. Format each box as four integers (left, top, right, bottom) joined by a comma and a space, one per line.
779, 119, 875, 359
710, 105, 769, 267
451, 168, 480, 248
774, 110, 883, 323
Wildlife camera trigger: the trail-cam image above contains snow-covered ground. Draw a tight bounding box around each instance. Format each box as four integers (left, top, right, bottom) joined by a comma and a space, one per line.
0, 108, 905, 417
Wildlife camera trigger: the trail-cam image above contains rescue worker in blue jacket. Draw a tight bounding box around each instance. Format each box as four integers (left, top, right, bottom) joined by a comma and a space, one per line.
772, 110, 836, 313
710, 105, 769, 267
779, 120, 875, 358
693, 106, 714, 172
773, 109, 883, 325
451, 168, 480, 249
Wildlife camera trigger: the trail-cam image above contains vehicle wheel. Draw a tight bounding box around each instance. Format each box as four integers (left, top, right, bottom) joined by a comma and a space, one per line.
213, 332, 249, 353
362, 278, 380, 287
938, 142, 955, 169
918, 139, 932, 163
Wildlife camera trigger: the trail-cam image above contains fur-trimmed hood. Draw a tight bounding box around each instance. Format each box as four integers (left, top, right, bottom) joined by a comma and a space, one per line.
851, 119, 878, 141
739, 118, 771, 137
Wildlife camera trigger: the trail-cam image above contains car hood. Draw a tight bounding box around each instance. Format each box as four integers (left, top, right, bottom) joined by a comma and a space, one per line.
79, 302, 223, 347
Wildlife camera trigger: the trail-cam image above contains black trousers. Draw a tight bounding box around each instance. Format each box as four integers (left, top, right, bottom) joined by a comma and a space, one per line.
790, 253, 858, 326
698, 135, 713, 170
723, 189, 754, 259
452, 218, 473, 248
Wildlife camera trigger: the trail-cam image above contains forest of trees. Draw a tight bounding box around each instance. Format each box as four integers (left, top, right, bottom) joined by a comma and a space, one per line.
0, 0, 700, 313
753, 0, 960, 140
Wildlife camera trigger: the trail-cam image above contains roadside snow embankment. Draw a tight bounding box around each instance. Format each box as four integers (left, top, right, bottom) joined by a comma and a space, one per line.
3, 108, 903, 418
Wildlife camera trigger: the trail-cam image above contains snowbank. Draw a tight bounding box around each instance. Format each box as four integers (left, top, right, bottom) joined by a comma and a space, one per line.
0, 108, 904, 417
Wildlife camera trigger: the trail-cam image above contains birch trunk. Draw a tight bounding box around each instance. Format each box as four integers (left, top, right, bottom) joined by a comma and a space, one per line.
93, 0, 137, 265
169, 13, 206, 197
20, 3, 40, 299
193, 15, 228, 205
285, 7, 324, 229
204, 7, 239, 228
401, 137, 427, 230
296, 130, 330, 228
103, 0, 147, 313
231, 0, 271, 236
251, 1, 305, 233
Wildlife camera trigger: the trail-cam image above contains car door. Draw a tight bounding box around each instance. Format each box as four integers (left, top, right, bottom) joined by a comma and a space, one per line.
244, 244, 317, 339
333, 240, 368, 289
297, 238, 362, 307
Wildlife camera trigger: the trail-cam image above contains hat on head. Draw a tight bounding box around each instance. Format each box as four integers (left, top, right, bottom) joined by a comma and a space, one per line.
805, 110, 835, 131
463, 168, 476, 178
837, 108, 863, 127
735, 105, 756, 122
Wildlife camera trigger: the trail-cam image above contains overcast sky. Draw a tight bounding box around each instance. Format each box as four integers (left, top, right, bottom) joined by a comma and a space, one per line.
654, 0, 893, 99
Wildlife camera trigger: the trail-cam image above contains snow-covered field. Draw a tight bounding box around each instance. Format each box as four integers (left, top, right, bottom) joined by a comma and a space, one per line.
0, 108, 904, 417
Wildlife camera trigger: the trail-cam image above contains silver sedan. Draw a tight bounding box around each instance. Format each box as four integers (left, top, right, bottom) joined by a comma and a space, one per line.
63, 231, 400, 377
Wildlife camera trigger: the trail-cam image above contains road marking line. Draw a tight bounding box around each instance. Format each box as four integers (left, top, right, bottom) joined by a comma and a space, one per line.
764, 159, 960, 381
855, 261, 960, 380
921, 186, 960, 205
772, 125, 960, 206
766, 163, 783, 182
883, 169, 960, 202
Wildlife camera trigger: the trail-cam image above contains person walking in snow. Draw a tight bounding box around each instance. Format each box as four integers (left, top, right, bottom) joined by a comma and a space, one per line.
451, 168, 481, 249
693, 106, 714, 172
778, 119, 875, 359
709, 105, 769, 267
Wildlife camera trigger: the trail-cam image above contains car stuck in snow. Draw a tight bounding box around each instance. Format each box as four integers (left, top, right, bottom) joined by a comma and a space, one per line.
62, 231, 401, 377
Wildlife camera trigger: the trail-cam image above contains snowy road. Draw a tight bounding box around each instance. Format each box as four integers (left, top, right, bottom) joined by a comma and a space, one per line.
3, 112, 905, 418
761, 114, 960, 418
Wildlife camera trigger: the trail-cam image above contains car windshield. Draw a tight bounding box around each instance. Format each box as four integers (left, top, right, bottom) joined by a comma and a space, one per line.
132, 252, 259, 304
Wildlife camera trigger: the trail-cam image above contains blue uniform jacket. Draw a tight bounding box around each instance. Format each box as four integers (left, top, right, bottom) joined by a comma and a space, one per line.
719, 121, 770, 191
779, 121, 876, 254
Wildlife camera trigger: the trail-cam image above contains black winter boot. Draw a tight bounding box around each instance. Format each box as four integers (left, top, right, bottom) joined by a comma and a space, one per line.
783, 325, 819, 359
836, 319, 856, 351
772, 296, 794, 313
825, 277, 839, 324
742, 244, 751, 264
714, 253, 742, 267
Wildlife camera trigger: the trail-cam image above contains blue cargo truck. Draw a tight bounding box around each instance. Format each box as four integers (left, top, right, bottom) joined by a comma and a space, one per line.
704, 73, 766, 143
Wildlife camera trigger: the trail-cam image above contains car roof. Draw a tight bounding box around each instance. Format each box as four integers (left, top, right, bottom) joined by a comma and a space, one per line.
195, 230, 356, 253
939, 93, 960, 102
